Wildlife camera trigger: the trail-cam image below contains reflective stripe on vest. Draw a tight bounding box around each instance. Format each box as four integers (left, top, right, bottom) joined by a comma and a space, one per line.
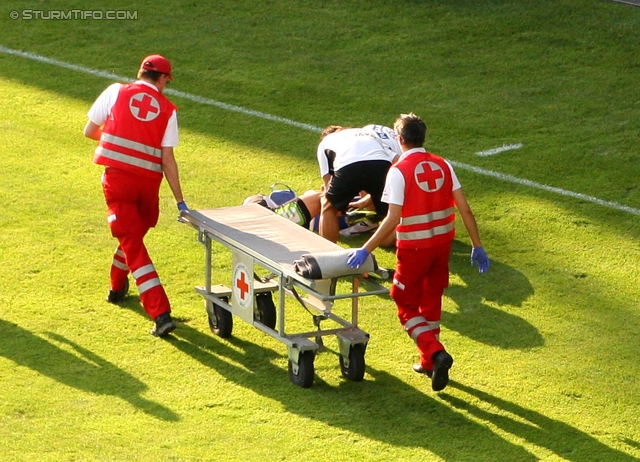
399, 207, 455, 226
95, 147, 163, 173
97, 133, 163, 173
397, 221, 455, 242
102, 133, 162, 158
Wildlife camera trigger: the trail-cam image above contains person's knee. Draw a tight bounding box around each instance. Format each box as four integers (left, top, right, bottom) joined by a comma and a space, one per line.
321, 195, 335, 214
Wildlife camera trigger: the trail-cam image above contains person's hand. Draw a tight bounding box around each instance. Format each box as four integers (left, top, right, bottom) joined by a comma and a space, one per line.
177, 201, 189, 212
471, 247, 490, 274
347, 248, 370, 269
348, 193, 372, 210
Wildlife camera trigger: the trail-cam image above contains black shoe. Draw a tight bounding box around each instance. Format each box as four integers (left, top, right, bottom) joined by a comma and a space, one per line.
150, 312, 176, 337
412, 364, 433, 378
106, 279, 129, 304
431, 350, 454, 392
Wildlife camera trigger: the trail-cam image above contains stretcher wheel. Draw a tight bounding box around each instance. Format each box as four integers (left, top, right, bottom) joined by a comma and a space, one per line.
254, 292, 277, 329
207, 297, 233, 338
288, 351, 315, 388
340, 343, 366, 382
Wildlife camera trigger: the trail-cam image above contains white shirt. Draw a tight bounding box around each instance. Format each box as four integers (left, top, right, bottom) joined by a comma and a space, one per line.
87, 80, 179, 147
362, 124, 402, 159
382, 148, 461, 206
317, 128, 396, 177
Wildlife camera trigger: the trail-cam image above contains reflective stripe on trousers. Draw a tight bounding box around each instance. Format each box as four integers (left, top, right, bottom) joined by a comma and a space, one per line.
132, 264, 162, 294
404, 316, 441, 343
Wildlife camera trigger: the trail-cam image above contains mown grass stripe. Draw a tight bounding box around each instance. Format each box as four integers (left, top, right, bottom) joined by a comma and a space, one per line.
3, 45, 639, 216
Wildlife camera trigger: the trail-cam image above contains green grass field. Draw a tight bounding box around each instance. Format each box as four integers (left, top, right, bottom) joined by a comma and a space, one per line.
1, 0, 639, 460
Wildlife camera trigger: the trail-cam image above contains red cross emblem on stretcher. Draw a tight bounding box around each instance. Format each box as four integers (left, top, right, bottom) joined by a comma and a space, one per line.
415, 161, 445, 192
235, 270, 250, 301
129, 93, 160, 122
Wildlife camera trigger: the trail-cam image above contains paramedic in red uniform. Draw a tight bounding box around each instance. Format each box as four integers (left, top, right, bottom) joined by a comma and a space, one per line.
347, 113, 490, 391
83, 54, 187, 337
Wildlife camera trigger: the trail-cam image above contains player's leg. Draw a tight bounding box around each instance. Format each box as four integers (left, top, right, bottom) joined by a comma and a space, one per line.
322, 165, 362, 242
299, 190, 321, 218
319, 194, 340, 243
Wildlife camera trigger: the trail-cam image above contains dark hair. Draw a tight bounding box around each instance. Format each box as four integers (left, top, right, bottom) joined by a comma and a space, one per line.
137, 68, 164, 82
394, 113, 427, 147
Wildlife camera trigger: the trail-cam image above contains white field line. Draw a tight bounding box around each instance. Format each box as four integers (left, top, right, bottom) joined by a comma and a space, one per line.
0, 46, 322, 133
609, 0, 640, 7
450, 161, 640, 216
476, 143, 523, 157
2, 45, 640, 216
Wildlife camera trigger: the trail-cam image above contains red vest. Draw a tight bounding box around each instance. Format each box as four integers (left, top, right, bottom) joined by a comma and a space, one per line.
395, 151, 456, 249
93, 83, 176, 179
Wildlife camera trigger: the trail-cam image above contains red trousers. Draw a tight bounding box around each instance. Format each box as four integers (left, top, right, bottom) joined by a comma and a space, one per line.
101, 168, 170, 320
390, 242, 452, 370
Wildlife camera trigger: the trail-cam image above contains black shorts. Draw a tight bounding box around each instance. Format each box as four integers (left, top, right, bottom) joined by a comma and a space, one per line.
325, 160, 391, 216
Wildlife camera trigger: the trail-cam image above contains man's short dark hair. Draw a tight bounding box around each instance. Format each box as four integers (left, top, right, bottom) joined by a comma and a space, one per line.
137, 68, 164, 82
394, 113, 427, 147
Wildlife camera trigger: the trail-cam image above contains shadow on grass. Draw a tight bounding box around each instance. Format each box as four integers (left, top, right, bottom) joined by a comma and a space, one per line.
346, 236, 542, 350
168, 323, 536, 460
167, 323, 636, 460
442, 381, 638, 461
0, 318, 179, 422
445, 239, 542, 349
92, 291, 630, 459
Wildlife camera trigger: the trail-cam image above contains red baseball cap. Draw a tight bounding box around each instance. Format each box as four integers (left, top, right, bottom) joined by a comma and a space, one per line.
140, 54, 173, 80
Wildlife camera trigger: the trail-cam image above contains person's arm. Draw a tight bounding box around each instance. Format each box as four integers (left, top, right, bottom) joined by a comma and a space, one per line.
84, 83, 119, 140
347, 203, 401, 268
83, 120, 102, 141
362, 204, 401, 253
453, 188, 490, 273
322, 173, 332, 189
453, 188, 482, 248
161, 147, 185, 205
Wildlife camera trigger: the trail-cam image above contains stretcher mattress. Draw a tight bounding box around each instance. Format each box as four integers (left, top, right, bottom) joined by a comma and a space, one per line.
185, 204, 350, 278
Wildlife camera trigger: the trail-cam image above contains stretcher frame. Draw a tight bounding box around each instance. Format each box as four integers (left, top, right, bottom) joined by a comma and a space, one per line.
180, 204, 389, 388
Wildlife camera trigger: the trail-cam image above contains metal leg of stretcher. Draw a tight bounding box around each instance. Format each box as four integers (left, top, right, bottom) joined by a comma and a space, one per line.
182, 206, 388, 388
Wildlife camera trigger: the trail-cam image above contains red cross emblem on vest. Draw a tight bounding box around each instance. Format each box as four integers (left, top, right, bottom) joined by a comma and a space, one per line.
415, 161, 445, 193
129, 92, 160, 122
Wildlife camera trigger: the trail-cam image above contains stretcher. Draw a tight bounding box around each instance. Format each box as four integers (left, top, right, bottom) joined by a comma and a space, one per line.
180, 204, 389, 388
